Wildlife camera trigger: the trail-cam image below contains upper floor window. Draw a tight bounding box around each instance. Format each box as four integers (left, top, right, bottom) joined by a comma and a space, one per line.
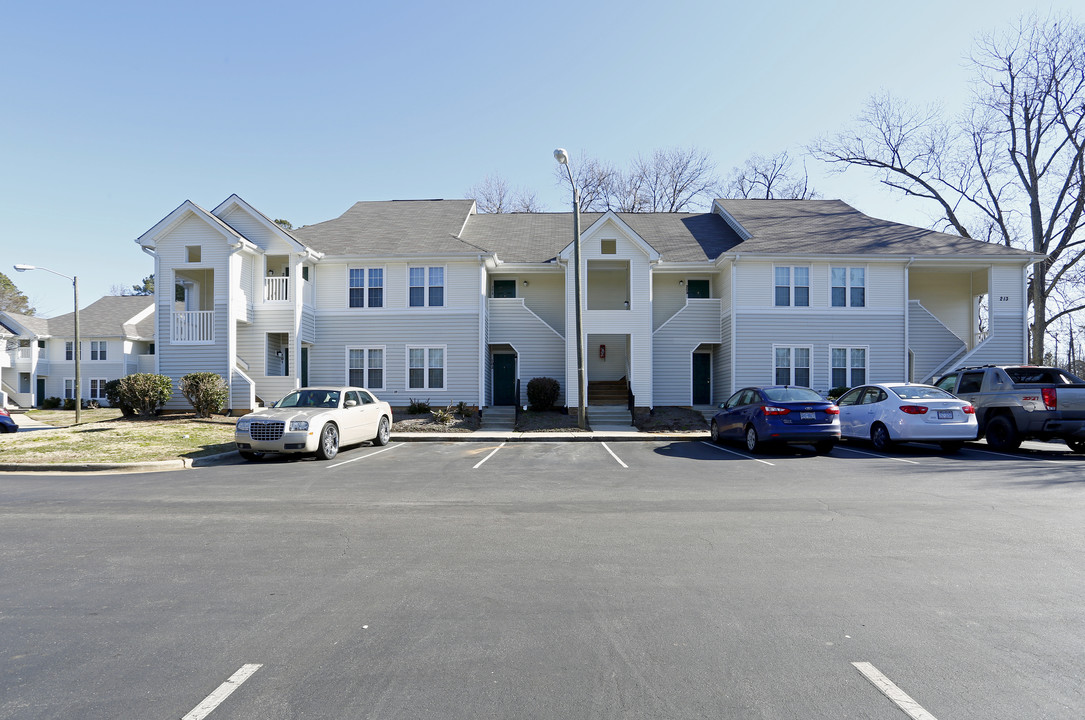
90, 341, 107, 361
409, 266, 444, 307
831, 347, 867, 389
774, 346, 811, 387
774, 266, 809, 307
600, 239, 617, 254
65, 341, 73, 361
348, 268, 383, 308
186, 245, 202, 263
831, 267, 865, 307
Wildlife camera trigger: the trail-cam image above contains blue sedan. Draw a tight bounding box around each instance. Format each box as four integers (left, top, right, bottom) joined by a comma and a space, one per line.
0, 407, 17, 433
711, 386, 840, 454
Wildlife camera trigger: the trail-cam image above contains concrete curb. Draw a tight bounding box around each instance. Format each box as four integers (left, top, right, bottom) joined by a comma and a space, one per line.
0, 433, 710, 473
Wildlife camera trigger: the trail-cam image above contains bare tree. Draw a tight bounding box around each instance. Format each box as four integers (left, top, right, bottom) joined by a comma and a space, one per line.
554, 147, 723, 212
724, 151, 820, 199
467, 175, 541, 213
811, 14, 1085, 362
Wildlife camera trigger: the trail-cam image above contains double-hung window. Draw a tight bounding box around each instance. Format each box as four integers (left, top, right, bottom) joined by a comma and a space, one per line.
64, 378, 75, 400
409, 266, 444, 307
90, 341, 107, 361
831, 267, 866, 307
774, 266, 809, 307
831, 347, 867, 389
347, 347, 384, 389
774, 346, 811, 387
348, 268, 383, 308
65, 341, 73, 361
89, 379, 106, 400
408, 347, 444, 389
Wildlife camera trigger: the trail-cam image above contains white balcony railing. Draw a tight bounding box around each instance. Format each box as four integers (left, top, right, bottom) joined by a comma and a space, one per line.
264, 276, 290, 302
172, 311, 215, 343
16, 347, 32, 360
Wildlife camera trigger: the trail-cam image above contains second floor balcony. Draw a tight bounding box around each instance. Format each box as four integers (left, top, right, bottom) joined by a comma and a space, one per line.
172, 310, 215, 343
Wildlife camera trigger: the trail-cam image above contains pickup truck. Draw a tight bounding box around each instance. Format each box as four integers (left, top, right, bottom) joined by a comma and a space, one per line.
934, 365, 1085, 452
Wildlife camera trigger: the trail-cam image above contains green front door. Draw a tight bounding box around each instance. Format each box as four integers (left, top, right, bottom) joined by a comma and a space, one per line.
692, 353, 711, 404
36, 377, 46, 407
301, 347, 309, 387
493, 355, 517, 406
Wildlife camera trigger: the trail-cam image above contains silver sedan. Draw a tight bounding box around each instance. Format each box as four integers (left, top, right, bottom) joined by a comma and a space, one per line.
837, 382, 978, 452
234, 386, 393, 461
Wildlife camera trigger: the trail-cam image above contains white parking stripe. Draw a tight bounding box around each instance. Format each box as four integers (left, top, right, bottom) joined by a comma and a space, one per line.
182, 664, 262, 720
473, 442, 506, 469
699, 441, 775, 466
601, 442, 628, 468
326, 443, 402, 468
833, 446, 920, 465
965, 447, 1066, 464
852, 662, 938, 720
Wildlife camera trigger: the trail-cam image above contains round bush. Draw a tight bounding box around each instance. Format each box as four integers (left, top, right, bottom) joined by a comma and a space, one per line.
526, 377, 561, 411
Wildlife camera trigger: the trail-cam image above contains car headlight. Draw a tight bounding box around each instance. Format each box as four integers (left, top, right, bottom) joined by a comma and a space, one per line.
236, 418, 251, 432
290, 420, 309, 431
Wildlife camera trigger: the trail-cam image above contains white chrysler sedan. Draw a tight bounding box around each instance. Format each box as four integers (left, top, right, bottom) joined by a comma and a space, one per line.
837, 382, 977, 452
234, 386, 392, 461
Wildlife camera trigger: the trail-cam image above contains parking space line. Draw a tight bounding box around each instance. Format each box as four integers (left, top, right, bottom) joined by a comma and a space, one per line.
326, 443, 402, 469
852, 662, 938, 720
182, 663, 262, 720
965, 447, 1066, 464
699, 441, 775, 466
601, 442, 628, 468
833, 445, 920, 465
472, 442, 506, 469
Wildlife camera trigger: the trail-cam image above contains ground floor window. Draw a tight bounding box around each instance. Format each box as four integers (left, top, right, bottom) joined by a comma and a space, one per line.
64, 378, 75, 399
89, 379, 107, 400
831, 347, 867, 389
774, 346, 811, 387
347, 347, 384, 389
408, 346, 444, 389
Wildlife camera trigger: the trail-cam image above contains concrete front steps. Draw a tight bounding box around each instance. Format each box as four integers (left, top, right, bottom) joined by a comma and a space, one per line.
587, 380, 628, 406
481, 405, 516, 430
589, 405, 634, 428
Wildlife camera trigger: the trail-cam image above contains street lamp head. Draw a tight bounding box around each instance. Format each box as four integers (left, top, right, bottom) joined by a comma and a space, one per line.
553, 148, 569, 165
13, 264, 35, 272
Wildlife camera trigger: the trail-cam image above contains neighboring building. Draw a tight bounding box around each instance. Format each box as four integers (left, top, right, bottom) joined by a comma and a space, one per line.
133, 195, 1040, 414
0, 296, 155, 408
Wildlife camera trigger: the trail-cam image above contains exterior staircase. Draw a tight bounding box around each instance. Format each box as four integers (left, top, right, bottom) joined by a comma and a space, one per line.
481, 405, 516, 430
587, 379, 628, 406
694, 404, 719, 425
588, 405, 634, 428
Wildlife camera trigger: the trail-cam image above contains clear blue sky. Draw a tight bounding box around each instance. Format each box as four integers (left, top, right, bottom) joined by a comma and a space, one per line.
2, 0, 1077, 315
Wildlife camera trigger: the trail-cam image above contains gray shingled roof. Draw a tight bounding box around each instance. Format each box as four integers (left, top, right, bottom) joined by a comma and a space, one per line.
457, 212, 739, 262
292, 200, 485, 256
0, 312, 49, 337
716, 199, 1036, 257
46, 296, 153, 338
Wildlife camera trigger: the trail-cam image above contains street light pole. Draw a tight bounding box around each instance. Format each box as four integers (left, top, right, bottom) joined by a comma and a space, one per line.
554, 149, 587, 430
14, 264, 81, 425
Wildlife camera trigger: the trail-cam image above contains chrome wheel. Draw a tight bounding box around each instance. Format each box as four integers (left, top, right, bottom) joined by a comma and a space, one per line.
316, 423, 339, 460
375, 416, 391, 446
710, 421, 721, 444
745, 425, 760, 452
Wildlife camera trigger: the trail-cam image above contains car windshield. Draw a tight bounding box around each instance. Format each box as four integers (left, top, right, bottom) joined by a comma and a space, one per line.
277, 390, 341, 408
891, 386, 953, 400
762, 387, 823, 403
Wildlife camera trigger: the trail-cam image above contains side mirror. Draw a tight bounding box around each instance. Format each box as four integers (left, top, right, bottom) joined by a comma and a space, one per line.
345, 399, 358, 408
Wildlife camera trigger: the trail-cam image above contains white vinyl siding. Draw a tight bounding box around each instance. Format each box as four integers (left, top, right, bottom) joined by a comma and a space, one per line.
652, 299, 723, 404
487, 298, 566, 406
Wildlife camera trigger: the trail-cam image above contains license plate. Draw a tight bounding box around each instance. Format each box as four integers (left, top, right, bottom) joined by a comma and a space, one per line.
937, 410, 954, 419
800, 412, 815, 420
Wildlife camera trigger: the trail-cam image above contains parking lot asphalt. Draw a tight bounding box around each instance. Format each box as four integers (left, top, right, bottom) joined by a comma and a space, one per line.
1, 438, 1083, 718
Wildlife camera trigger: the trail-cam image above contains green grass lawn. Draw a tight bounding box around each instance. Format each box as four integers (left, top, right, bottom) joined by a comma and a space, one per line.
0, 410, 237, 464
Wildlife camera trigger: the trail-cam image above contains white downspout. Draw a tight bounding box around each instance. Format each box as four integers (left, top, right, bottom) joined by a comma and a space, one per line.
478, 255, 486, 408
904, 257, 914, 382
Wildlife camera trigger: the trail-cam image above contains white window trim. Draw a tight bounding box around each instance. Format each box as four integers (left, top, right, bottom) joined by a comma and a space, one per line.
90, 341, 108, 361
771, 344, 813, 387
406, 265, 447, 308
345, 345, 386, 390
772, 264, 811, 307
346, 265, 386, 309
406, 344, 446, 390
64, 377, 75, 399
89, 378, 108, 400
830, 264, 868, 308
830, 346, 869, 389
65, 341, 74, 361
